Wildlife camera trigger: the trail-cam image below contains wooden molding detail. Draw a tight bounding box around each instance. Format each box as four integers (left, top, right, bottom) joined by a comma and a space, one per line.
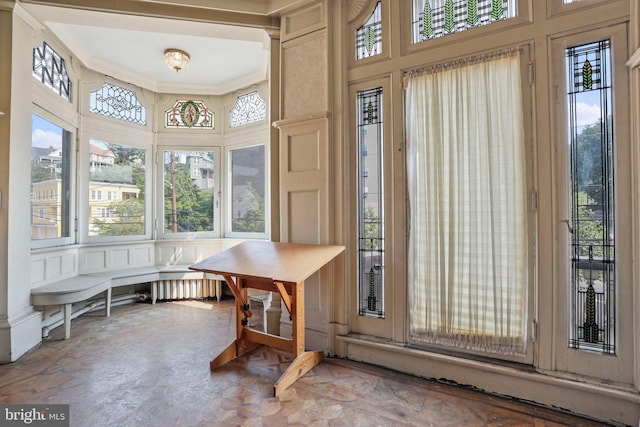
347, 0, 376, 24
626, 48, 640, 69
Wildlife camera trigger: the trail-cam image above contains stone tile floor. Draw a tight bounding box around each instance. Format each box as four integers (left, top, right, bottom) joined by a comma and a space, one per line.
0, 300, 610, 426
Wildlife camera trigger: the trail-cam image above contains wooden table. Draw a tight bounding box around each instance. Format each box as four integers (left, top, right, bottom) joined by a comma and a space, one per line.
189, 241, 344, 396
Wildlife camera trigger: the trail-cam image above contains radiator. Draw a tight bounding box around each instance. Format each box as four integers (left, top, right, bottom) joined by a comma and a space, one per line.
156, 278, 219, 301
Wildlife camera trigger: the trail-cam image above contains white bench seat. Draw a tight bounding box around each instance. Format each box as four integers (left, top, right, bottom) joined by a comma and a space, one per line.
31, 275, 113, 340
105, 266, 160, 286
31, 265, 225, 339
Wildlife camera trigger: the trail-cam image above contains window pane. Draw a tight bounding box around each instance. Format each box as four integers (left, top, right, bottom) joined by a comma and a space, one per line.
566, 40, 615, 354
89, 82, 146, 126
357, 88, 385, 318
88, 140, 145, 236
356, 1, 382, 60
163, 151, 215, 233
230, 146, 265, 233
411, 0, 516, 44
31, 114, 71, 240
32, 42, 71, 101
165, 100, 214, 129
229, 91, 267, 128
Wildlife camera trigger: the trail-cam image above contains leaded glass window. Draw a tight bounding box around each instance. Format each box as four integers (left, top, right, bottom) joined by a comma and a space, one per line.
89, 83, 146, 126
357, 88, 384, 318
32, 42, 71, 101
412, 0, 516, 44
165, 100, 214, 129
356, 2, 382, 60
229, 91, 267, 128
566, 40, 615, 354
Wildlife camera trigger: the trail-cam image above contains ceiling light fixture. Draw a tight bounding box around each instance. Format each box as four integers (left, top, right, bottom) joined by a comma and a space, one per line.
164, 48, 190, 72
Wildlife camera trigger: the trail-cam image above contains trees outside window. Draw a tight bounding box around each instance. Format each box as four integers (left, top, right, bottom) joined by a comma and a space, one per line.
163, 151, 215, 234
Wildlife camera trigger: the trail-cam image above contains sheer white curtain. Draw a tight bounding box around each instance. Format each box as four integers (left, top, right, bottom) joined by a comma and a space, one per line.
406, 51, 528, 355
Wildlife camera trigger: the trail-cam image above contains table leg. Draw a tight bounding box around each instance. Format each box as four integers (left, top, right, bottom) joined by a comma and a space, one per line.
273, 350, 324, 397
272, 280, 323, 396
210, 275, 258, 370
291, 281, 305, 356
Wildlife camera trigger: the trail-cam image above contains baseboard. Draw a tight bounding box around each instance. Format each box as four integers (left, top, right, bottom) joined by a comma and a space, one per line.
337, 334, 640, 426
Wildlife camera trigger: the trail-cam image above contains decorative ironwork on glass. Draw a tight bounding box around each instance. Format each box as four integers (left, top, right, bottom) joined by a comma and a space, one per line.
32, 42, 71, 101
89, 83, 146, 126
229, 91, 267, 128
566, 40, 615, 354
165, 100, 214, 129
357, 87, 384, 318
356, 2, 382, 60
412, 0, 515, 44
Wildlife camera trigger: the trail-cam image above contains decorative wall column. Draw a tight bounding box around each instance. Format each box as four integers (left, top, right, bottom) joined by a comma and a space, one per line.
273, 0, 341, 352
0, 0, 14, 363
0, 2, 44, 363
626, 0, 640, 395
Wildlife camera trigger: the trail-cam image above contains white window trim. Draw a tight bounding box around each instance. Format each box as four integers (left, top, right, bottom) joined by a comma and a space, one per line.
224, 141, 270, 240
155, 146, 222, 240
30, 107, 76, 250
550, 23, 633, 384
81, 121, 153, 244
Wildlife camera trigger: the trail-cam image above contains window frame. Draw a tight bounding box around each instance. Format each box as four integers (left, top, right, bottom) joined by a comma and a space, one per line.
546, 0, 628, 19
224, 142, 270, 240
402, 46, 535, 363
349, 76, 395, 340
156, 146, 222, 240
349, 0, 391, 67
551, 23, 633, 383
399, 0, 532, 58
81, 121, 153, 244
30, 108, 76, 249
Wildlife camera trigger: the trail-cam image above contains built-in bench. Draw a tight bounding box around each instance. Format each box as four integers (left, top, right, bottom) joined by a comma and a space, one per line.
30, 265, 224, 339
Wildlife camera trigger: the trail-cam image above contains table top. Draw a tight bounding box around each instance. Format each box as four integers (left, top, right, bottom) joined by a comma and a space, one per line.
189, 241, 344, 284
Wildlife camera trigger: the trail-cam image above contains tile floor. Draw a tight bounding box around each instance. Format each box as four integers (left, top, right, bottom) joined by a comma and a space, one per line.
0, 299, 612, 426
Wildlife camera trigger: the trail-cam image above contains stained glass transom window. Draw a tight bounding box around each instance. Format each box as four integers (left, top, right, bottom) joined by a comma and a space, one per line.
32, 42, 71, 101
411, 0, 516, 44
357, 87, 385, 318
165, 100, 214, 129
566, 40, 615, 354
229, 91, 267, 128
356, 2, 382, 60
89, 83, 146, 126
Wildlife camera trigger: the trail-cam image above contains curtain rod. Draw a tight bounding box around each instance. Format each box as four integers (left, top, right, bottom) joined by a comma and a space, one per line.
403, 46, 523, 88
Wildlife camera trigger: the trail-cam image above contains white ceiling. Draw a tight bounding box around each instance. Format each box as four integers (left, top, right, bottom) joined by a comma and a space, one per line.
22, 3, 277, 95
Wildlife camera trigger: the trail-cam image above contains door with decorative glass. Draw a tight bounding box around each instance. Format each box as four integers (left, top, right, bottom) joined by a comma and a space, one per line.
552, 25, 633, 383
350, 78, 394, 339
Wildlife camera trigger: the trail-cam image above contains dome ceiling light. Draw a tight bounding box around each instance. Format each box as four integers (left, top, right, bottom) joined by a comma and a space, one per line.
164, 48, 190, 72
